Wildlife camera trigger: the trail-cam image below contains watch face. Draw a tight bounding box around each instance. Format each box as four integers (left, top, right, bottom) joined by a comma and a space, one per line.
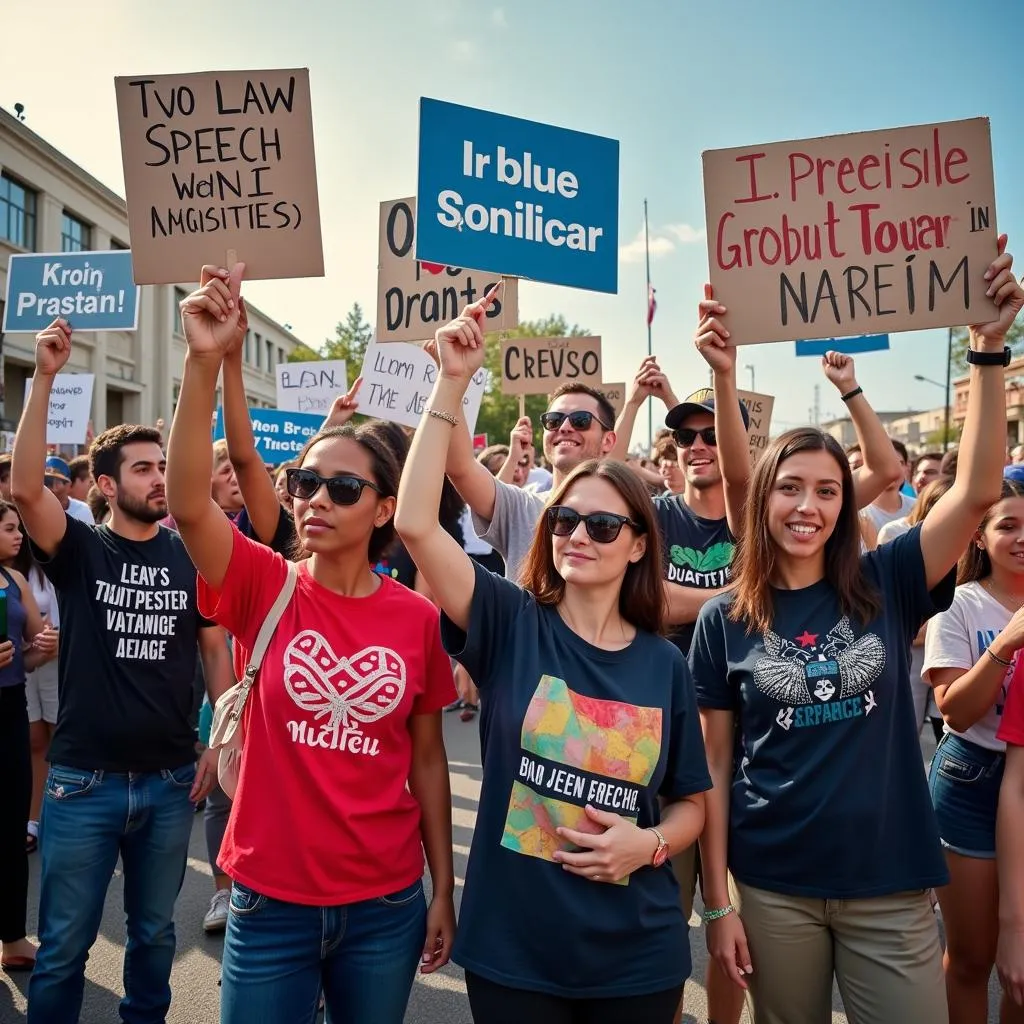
653, 845, 669, 868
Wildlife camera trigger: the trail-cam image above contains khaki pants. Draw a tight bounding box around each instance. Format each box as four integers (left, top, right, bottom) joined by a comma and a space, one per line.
731, 879, 947, 1024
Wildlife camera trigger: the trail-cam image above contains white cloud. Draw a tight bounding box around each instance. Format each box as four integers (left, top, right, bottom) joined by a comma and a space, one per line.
492, 7, 508, 28
448, 38, 480, 62
618, 222, 704, 264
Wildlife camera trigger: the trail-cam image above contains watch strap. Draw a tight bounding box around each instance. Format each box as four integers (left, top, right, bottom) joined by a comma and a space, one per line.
966, 346, 1011, 366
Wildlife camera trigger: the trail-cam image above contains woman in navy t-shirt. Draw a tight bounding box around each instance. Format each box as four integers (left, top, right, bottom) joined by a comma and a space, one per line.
397, 290, 711, 1023
689, 239, 1024, 1024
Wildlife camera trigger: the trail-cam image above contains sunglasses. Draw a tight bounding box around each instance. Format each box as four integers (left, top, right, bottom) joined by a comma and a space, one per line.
540, 410, 611, 433
545, 505, 644, 544
673, 426, 717, 447
285, 468, 382, 506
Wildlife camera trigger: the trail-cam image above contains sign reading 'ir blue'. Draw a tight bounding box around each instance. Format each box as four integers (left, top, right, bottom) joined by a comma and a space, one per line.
2, 250, 140, 333
794, 334, 890, 357
415, 98, 619, 293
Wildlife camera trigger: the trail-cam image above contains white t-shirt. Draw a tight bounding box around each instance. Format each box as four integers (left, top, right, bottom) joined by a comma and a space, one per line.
862, 492, 916, 536
526, 467, 553, 493
459, 505, 492, 556
66, 497, 94, 524
876, 516, 913, 547
923, 580, 1014, 750
28, 564, 59, 628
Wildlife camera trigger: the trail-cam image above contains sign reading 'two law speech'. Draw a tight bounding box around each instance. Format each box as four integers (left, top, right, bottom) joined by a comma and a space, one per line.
415, 98, 619, 294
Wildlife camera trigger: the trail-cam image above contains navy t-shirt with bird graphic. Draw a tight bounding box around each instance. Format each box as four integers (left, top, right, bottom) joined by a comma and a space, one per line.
689, 525, 954, 899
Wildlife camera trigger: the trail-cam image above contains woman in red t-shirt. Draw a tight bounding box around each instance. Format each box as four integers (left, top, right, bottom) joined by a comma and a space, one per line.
165, 265, 456, 1024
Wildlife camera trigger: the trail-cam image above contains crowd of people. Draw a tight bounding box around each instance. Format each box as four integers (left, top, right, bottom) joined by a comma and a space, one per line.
0, 240, 1022, 1024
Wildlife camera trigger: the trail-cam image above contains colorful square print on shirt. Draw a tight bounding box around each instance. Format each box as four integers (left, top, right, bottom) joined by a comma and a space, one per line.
503, 674, 662, 876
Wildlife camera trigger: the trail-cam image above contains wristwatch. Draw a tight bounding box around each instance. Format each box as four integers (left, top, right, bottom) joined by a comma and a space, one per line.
648, 826, 669, 867
966, 347, 1011, 366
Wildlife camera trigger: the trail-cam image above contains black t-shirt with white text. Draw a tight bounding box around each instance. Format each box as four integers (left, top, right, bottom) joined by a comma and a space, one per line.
653, 495, 735, 655
32, 517, 212, 772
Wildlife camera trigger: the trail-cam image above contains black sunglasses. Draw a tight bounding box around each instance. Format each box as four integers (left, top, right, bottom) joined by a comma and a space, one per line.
673, 426, 717, 447
545, 505, 644, 544
285, 468, 382, 506
540, 410, 611, 433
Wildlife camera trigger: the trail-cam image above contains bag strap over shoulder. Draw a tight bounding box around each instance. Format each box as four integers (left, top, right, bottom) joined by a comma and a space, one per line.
246, 560, 298, 677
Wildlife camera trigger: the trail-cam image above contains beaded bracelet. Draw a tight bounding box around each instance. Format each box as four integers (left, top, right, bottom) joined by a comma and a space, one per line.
702, 904, 736, 924
427, 408, 459, 427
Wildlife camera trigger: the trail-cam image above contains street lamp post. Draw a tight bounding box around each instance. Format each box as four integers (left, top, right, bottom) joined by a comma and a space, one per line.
915, 362, 953, 452
744, 364, 755, 392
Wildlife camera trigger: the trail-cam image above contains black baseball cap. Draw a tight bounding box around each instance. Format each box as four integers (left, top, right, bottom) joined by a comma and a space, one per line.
665, 388, 750, 432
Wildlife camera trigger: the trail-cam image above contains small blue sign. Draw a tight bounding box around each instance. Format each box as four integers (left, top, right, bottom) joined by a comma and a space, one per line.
2, 250, 140, 332
794, 334, 890, 357
213, 407, 322, 463
415, 98, 619, 293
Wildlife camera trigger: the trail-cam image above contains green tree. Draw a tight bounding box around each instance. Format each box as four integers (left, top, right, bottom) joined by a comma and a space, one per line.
472, 315, 590, 448
950, 321, 1024, 375
287, 302, 375, 369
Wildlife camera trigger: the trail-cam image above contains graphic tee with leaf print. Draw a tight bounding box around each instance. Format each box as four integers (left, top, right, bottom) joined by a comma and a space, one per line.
654, 494, 735, 655
197, 526, 455, 905
690, 526, 955, 899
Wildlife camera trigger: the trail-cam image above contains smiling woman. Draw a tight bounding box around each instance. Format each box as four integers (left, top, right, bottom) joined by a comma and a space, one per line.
690, 239, 1024, 1023
395, 295, 711, 1023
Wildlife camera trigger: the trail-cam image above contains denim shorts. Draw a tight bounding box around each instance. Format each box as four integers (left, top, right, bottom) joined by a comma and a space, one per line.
928, 732, 1005, 858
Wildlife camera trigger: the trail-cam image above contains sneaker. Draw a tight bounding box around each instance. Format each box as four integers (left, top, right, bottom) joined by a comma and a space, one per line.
203, 889, 230, 933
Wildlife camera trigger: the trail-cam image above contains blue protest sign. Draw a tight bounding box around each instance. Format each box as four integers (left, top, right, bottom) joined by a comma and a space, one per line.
415, 98, 619, 293
794, 334, 890, 357
213, 407, 322, 462
2, 251, 140, 332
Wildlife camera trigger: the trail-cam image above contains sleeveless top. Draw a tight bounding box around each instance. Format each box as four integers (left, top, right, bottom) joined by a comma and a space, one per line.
0, 567, 28, 689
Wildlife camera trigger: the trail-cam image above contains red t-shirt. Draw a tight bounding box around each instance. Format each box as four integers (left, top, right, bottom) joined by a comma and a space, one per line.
998, 659, 1024, 746
198, 527, 455, 905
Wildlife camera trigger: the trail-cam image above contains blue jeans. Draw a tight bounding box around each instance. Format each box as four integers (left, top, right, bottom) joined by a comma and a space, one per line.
221, 878, 427, 1024
928, 732, 1005, 858
27, 762, 196, 1024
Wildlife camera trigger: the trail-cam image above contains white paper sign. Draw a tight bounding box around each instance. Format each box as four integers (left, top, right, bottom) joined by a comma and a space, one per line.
359, 343, 487, 433
275, 359, 348, 415
25, 374, 95, 445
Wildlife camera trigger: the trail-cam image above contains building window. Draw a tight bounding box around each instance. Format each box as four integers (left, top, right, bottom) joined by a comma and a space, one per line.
0, 172, 37, 249
61, 211, 92, 252
173, 288, 188, 335
278, 346, 285, 366
266, 339, 273, 371
254, 333, 262, 369
110, 238, 129, 250
244, 330, 252, 365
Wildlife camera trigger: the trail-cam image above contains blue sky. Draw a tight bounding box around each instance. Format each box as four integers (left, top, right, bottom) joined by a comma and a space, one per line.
4, 0, 1022, 443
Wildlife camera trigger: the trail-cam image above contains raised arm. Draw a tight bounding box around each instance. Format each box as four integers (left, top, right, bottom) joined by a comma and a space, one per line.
11, 320, 72, 556
222, 329, 281, 546
694, 287, 750, 536
921, 238, 1024, 589
165, 265, 246, 590
608, 356, 680, 462
821, 353, 903, 510
498, 417, 533, 486
396, 289, 500, 632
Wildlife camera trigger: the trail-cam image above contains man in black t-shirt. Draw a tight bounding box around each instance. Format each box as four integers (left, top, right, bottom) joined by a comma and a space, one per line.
12, 319, 233, 1024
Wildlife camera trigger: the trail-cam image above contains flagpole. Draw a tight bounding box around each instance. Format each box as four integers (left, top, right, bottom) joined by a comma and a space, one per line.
644, 199, 653, 451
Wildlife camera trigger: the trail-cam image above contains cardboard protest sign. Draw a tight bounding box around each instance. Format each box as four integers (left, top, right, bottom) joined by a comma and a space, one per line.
358, 342, 487, 433
114, 69, 324, 284
212, 407, 321, 462
794, 334, 890, 357
3, 252, 140, 333
275, 359, 347, 415
416, 99, 619, 293
377, 198, 519, 343
501, 336, 602, 396
598, 382, 626, 418
703, 118, 997, 344
472, 433, 489, 452
737, 389, 774, 465
25, 374, 95, 445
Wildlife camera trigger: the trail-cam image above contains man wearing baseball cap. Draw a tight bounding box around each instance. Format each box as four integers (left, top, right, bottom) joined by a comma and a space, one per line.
43, 456, 93, 526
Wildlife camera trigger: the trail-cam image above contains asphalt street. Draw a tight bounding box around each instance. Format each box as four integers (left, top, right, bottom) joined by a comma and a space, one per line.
0, 718, 1002, 1023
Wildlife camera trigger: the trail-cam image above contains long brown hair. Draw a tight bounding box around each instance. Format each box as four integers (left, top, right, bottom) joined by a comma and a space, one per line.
907, 475, 954, 527
728, 427, 880, 636
518, 459, 665, 634
957, 479, 1024, 584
